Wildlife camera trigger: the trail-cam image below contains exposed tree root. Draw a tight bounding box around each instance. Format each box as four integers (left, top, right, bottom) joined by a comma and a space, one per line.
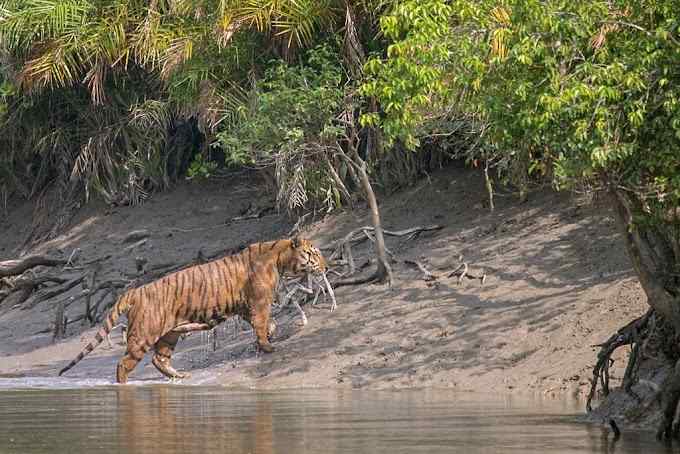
322, 225, 443, 259
328, 224, 444, 288
586, 309, 680, 441
586, 309, 653, 412
403, 258, 486, 286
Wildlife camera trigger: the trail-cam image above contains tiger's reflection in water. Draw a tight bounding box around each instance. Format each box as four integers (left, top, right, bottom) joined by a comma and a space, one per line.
116, 387, 274, 454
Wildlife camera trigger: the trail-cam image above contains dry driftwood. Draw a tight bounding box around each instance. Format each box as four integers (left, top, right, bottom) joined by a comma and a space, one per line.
327, 224, 489, 290
322, 225, 443, 258
12, 274, 69, 290
448, 262, 487, 285
122, 229, 150, 244
330, 225, 443, 288
1, 273, 68, 308
23, 275, 85, 310
404, 259, 487, 285
0, 254, 66, 278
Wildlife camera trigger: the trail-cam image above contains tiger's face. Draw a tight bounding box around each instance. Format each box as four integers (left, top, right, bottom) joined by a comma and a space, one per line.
290, 237, 327, 275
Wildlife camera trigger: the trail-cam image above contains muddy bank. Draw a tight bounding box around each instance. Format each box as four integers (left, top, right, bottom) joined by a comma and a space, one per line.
0, 167, 647, 397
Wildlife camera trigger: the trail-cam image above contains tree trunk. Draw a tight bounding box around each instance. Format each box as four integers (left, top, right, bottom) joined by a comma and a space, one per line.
600, 186, 680, 438
609, 189, 680, 329
484, 159, 494, 212
336, 148, 393, 286
355, 157, 392, 285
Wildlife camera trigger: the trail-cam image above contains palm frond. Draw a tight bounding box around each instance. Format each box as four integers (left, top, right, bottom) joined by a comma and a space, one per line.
0, 0, 92, 53
19, 40, 85, 90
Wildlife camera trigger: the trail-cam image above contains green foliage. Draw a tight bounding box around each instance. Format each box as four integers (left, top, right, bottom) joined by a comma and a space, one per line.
217, 44, 343, 164
361, 0, 453, 150
448, 0, 680, 217
187, 153, 218, 180
0, 0, 442, 211
216, 44, 346, 212
0, 0, 386, 206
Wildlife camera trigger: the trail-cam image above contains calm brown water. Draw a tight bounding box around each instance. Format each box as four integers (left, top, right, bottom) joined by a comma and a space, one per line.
0, 385, 666, 453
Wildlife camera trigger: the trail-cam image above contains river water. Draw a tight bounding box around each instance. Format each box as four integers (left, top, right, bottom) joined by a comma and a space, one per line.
0, 383, 667, 453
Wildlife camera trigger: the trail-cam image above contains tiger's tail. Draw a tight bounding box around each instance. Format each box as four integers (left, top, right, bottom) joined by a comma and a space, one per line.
58, 291, 134, 377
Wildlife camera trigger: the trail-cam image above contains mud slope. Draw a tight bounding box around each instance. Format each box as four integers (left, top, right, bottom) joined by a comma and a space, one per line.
0, 167, 647, 394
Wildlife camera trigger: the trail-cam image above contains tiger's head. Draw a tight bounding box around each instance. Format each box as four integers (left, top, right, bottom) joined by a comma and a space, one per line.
289, 236, 327, 275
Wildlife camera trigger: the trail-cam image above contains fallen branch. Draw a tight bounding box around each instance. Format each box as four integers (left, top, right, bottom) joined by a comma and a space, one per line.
332, 270, 386, 288
328, 225, 443, 288
322, 224, 443, 257
23, 275, 85, 309
448, 262, 486, 285
122, 229, 150, 244
404, 260, 437, 281
11, 274, 69, 290
123, 239, 147, 253
276, 283, 310, 325
322, 273, 337, 311
0, 254, 66, 278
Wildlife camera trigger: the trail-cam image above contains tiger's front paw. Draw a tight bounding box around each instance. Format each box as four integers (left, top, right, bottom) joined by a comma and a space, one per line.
258, 342, 275, 354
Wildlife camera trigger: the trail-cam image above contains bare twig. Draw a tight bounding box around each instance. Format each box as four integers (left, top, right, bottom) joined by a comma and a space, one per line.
288, 213, 311, 236
322, 273, 337, 312
65, 248, 81, 267
404, 260, 437, 281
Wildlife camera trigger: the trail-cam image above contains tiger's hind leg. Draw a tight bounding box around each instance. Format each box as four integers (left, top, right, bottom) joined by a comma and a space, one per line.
116, 339, 149, 384
251, 306, 275, 354
152, 331, 190, 380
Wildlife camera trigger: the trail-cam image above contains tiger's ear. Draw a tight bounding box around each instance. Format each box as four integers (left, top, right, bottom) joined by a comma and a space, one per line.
292, 236, 302, 249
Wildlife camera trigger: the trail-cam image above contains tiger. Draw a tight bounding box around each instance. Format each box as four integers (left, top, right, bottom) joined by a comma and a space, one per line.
58, 236, 327, 383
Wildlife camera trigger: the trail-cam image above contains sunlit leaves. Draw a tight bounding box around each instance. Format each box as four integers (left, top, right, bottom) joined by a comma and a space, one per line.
447, 0, 680, 220
361, 0, 452, 150
215, 44, 344, 211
